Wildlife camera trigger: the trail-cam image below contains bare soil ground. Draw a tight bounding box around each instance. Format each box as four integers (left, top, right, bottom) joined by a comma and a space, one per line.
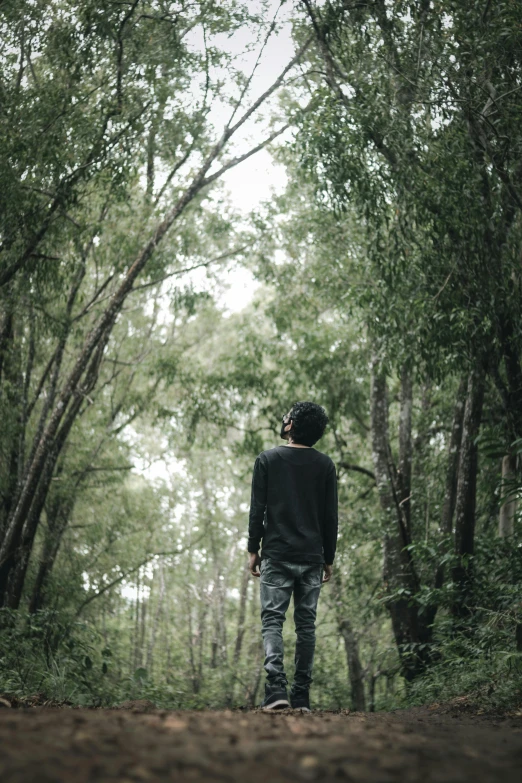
0, 699, 521, 783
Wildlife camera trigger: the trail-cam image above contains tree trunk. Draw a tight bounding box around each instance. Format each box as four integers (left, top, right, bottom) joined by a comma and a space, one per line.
499, 454, 517, 537
134, 568, 142, 670
339, 617, 366, 711
185, 556, 208, 696
332, 572, 366, 710
5, 449, 59, 609
139, 598, 147, 669
28, 518, 66, 614
398, 364, 413, 533
146, 558, 166, 673
28, 492, 74, 614
0, 308, 13, 386
422, 376, 468, 629
233, 562, 250, 666
187, 598, 199, 693
440, 376, 468, 537
368, 670, 380, 713
245, 643, 264, 708
516, 624, 522, 653
1, 347, 100, 609
497, 314, 522, 443
451, 366, 485, 620
188, 598, 208, 695
225, 560, 250, 704
370, 354, 427, 681
146, 126, 156, 197
0, 312, 23, 540
207, 513, 229, 669
196, 600, 208, 692
245, 574, 263, 707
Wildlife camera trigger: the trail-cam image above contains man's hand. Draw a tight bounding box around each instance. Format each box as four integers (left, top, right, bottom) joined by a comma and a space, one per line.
322, 564, 333, 583
249, 551, 261, 577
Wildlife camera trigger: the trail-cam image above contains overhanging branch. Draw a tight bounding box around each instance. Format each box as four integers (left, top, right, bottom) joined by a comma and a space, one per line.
338, 462, 376, 481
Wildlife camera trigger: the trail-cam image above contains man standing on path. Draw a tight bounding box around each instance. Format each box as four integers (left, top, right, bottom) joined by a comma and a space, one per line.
248, 401, 338, 711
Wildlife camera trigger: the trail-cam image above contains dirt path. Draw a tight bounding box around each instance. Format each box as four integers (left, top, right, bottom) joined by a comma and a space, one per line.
0, 701, 521, 782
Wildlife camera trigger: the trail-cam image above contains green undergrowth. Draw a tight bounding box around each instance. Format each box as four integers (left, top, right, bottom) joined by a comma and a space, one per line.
400, 612, 522, 713
2, 604, 522, 713
404, 651, 522, 713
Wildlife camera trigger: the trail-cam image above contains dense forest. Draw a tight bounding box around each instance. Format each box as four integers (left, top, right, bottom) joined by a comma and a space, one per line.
1, 0, 521, 712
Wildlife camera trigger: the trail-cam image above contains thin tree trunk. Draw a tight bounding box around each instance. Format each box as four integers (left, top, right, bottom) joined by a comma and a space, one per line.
425, 374, 468, 627
186, 596, 198, 693
332, 572, 366, 710
0, 311, 24, 540
370, 354, 427, 681
245, 573, 263, 707
215, 573, 228, 666
17, 306, 35, 489
128, 583, 135, 674
5, 451, 60, 609
28, 502, 69, 614
225, 561, 250, 706
0, 308, 13, 386
516, 624, 522, 653
451, 366, 485, 620
185, 550, 208, 695
134, 568, 141, 670
21, 261, 86, 499
196, 599, 208, 692
187, 595, 208, 695
146, 559, 166, 673
398, 364, 413, 533
499, 454, 517, 537
146, 126, 156, 197
233, 562, 250, 667
339, 617, 366, 711
207, 508, 229, 668
10, 468, 74, 616
441, 376, 468, 537
28, 332, 154, 613
1, 334, 107, 607
498, 314, 522, 442
368, 670, 381, 713
245, 642, 264, 708
139, 598, 147, 669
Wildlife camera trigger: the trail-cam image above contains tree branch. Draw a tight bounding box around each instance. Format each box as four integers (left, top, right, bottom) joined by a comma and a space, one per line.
130, 243, 252, 292
338, 462, 376, 481
74, 536, 206, 617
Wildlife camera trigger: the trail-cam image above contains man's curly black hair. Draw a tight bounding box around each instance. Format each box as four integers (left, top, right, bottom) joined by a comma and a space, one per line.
288, 401, 329, 447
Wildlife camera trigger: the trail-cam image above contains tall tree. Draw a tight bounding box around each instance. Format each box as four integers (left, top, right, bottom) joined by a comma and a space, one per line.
0, 1, 312, 607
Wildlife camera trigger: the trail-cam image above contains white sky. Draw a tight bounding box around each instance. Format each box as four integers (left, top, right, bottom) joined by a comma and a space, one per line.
195, 1, 296, 313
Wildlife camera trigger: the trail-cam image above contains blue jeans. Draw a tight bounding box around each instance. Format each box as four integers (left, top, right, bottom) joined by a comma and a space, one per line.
260, 558, 323, 695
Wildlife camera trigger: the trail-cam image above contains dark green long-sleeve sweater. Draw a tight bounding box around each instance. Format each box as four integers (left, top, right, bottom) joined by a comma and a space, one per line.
248, 445, 338, 565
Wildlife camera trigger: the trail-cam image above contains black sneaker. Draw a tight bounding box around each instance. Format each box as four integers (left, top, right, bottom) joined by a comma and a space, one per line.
290, 691, 311, 712
261, 688, 290, 711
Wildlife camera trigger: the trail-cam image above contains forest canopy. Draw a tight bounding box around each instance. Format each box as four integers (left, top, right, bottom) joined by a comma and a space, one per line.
0, 0, 521, 710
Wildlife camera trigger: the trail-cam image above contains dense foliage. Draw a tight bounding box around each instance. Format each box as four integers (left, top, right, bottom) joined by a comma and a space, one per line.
0, 1, 521, 711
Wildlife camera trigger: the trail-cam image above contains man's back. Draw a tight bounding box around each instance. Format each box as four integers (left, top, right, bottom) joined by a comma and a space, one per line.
247, 401, 338, 710
248, 445, 338, 565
